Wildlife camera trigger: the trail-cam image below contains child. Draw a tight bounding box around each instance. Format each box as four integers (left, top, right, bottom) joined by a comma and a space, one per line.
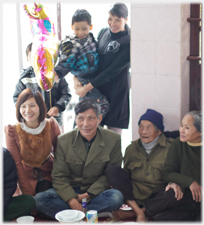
53, 9, 109, 119
13, 43, 72, 132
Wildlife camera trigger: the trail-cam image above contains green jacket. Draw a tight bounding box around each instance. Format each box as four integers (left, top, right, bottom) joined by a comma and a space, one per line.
52, 126, 122, 203
162, 137, 201, 188
124, 134, 173, 205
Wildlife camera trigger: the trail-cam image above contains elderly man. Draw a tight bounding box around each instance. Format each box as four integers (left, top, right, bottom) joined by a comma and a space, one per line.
34, 98, 123, 219
106, 109, 174, 222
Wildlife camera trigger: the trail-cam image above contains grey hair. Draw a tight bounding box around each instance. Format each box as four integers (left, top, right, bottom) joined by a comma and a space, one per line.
186, 110, 202, 133
154, 125, 160, 132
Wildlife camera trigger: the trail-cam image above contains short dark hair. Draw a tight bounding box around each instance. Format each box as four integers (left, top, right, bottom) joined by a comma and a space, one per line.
109, 3, 128, 19
72, 9, 92, 25
74, 98, 101, 118
26, 42, 32, 57
16, 88, 47, 123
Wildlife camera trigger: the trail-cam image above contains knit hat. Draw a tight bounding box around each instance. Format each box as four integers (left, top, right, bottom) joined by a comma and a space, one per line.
138, 109, 164, 132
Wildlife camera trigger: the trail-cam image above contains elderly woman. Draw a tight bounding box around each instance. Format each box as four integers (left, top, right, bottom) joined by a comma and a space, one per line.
143, 110, 202, 221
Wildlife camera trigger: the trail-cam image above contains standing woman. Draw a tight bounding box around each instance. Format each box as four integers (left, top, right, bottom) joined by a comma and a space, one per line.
4, 88, 61, 197
74, 3, 130, 135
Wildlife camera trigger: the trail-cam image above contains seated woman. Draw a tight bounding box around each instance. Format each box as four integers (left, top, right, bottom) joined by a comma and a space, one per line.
4, 88, 61, 197
143, 110, 202, 221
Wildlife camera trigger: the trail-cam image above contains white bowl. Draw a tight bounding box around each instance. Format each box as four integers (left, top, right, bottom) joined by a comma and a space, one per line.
16, 216, 34, 223
58, 210, 78, 222
55, 210, 85, 223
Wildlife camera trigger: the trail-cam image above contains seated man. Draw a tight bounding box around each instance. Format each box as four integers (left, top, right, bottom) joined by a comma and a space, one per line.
106, 109, 174, 222
3, 147, 35, 221
34, 98, 123, 219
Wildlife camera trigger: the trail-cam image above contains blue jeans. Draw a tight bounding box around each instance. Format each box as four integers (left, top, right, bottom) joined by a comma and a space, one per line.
35, 187, 123, 219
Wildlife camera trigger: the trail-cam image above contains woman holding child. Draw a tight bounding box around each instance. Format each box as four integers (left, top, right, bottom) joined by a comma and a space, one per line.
5, 88, 60, 196
74, 3, 130, 135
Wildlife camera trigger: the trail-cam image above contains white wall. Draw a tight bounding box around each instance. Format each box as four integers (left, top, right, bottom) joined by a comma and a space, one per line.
130, 3, 190, 141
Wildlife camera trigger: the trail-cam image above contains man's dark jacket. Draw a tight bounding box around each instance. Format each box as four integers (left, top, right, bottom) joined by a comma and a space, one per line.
13, 66, 72, 126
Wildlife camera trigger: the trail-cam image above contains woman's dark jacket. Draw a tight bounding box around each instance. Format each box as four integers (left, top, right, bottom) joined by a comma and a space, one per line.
91, 25, 130, 129
3, 147, 18, 211
13, 67, 72, 126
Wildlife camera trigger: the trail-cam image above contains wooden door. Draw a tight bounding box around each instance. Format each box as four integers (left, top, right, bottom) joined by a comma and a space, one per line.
187, 4, 202, 111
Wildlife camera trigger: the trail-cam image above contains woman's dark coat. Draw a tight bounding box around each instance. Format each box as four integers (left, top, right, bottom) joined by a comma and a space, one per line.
91, 25, 130, 129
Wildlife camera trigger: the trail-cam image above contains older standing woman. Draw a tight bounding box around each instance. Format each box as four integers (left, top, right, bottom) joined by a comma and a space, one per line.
74, 3, 130, 135
4, 88, 61, 197
143, 110, 202, 221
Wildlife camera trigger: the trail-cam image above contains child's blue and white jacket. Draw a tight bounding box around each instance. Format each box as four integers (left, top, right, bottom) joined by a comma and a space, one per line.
55, 32, 99, 80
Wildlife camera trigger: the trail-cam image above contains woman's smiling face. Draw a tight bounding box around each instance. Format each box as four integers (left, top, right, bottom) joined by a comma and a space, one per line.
107, 13, 128, 33
20, 97, 40, 128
